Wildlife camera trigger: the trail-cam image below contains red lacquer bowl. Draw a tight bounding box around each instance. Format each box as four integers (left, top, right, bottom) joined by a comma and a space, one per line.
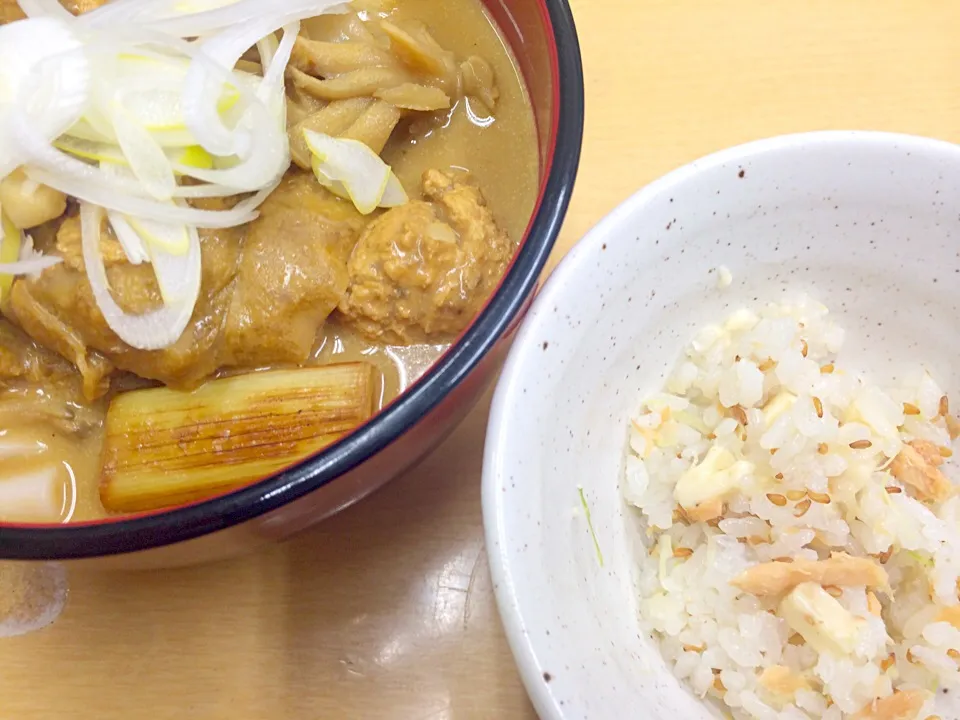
0, 0, 584, 567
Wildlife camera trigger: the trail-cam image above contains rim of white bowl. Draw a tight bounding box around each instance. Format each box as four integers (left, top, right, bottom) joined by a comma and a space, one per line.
481, 129, 960, 719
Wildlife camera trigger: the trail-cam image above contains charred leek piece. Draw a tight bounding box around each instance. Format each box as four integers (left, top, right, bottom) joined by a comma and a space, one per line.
99, 363, 377, 513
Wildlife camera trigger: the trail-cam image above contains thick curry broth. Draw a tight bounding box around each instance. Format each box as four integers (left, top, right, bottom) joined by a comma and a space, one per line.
378, 0, 540, 241
1, 0, 538, 522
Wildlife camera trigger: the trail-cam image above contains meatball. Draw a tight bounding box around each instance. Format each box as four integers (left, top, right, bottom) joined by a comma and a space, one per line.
337, 169, 514, 344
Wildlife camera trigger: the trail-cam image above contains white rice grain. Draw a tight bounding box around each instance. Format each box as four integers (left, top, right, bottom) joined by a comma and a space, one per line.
625, 294, 960, 720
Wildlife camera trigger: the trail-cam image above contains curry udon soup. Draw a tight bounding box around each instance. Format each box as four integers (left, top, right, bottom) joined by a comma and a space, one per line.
0, 0, 538, 522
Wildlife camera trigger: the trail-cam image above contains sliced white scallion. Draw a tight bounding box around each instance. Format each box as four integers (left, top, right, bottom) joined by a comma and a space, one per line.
0, 211, 61, 281
304, 130, 408, 215
0, 18, 90, 178
127, 216, 190, 255
381, 173, 409, 208
145, 215, 201, 304
106, 213, 150, 265
54, 136, 127, 165
82, 0, 344, 39
81, 203, 200, 350
0, 211, 21, 299
173, 0, 243, 14
0, 236, 63, 277
8, 5, 339, 221
28, 164, 265, 228
175, 145, 215, 170
17, 0, 75, 20
2, 0, 350, 351
109, 102, 178, 200
259, 25, 296, 107
257, 31, 280, 74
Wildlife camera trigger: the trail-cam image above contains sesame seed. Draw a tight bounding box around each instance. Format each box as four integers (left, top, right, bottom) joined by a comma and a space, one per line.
766, 493, 787, 507
813, 397, 823, 418
849, 439, 873, 450
903, 402, 921, 416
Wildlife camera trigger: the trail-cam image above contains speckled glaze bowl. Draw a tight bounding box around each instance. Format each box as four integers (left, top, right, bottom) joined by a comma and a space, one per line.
482, 132, 960, 719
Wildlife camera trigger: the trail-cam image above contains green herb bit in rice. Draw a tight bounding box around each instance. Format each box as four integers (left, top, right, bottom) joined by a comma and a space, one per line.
625, 295, 960, 720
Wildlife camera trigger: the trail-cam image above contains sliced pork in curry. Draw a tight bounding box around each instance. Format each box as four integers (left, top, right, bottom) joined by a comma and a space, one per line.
223, 173, 365, 368
9, 213, 242, 392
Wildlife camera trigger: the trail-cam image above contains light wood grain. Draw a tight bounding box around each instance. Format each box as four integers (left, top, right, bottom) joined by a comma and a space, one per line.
3, 2, 960, 717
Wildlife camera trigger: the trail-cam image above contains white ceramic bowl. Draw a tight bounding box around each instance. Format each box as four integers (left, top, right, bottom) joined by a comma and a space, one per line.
482, 131, 960, 719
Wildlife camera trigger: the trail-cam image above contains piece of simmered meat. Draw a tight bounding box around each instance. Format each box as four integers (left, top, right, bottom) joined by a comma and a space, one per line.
9, 176, 365, 392
223, 172, 366, 367
337, 169, 515, 344
0, 317, 81, 390
7, 218, 117, 400
0, 0, 24, 24
9, 213, 242, 394
0, 317, 102, 433
60, 0, 108, 15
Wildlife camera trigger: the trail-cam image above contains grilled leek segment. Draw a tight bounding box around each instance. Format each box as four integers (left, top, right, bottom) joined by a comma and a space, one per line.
99, 363, 377, 513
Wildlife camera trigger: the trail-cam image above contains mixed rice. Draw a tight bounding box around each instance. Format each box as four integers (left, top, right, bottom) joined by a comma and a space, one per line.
625, 295, 960, 720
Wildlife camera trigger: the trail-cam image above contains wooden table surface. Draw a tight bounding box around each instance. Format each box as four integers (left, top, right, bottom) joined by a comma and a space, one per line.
3, 2, 960, 718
